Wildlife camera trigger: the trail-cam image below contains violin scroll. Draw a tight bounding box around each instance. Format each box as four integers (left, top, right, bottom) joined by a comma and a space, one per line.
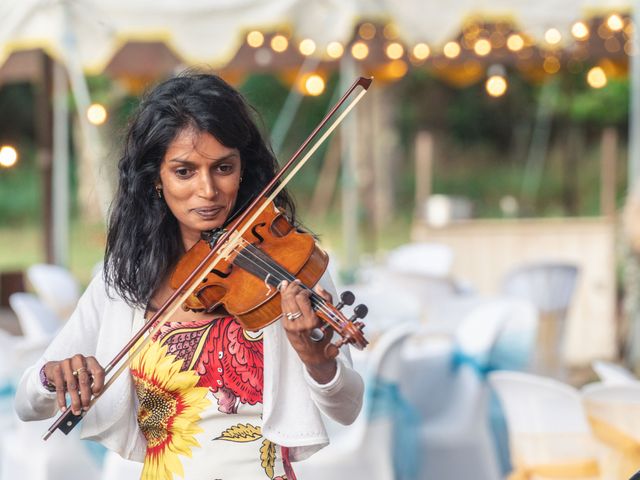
312, 289, 368, 355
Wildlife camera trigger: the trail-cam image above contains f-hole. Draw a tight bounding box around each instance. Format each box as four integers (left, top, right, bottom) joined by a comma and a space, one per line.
251, 222, 266, 244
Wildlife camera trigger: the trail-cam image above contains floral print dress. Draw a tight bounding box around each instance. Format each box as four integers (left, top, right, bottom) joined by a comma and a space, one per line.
130, 313, 295, 480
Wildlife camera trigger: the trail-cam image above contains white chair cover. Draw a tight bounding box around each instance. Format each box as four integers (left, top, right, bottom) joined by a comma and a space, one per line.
582, 382, 640, 480
592, 360, 637, 385
294, 323, 417, 480
490, 371, 599, 479
27, 264, 80, 321
9, 292, 61, 341
416, 300, 506, 480
500, 262, 579, 377
385, 242, 454, 278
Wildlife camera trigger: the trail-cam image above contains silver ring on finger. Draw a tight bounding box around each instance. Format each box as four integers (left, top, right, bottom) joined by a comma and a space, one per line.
286, 311, 303, 321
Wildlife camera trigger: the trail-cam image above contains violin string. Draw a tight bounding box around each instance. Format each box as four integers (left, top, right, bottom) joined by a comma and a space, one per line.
239, 242, 346, 325
218, 237, 345, 325
229, 240, 344, 325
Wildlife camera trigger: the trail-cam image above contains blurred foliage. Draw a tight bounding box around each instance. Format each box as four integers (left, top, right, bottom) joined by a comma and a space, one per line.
0, 67, 632, 229
567, 78, 629, 126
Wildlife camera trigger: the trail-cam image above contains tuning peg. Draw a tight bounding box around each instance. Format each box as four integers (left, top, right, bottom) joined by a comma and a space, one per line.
348, 304, 368, 322
335, 290, 355, 310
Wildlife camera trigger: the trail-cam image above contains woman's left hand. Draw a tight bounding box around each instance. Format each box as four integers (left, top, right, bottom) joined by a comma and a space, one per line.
280, 279, 337, 384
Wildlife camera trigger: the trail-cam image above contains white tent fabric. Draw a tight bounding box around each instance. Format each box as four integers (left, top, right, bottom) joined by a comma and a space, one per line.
0, 0, 633, 73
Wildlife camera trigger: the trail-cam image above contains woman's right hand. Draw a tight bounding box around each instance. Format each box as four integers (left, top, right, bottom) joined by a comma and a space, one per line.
43, 355, 105, 415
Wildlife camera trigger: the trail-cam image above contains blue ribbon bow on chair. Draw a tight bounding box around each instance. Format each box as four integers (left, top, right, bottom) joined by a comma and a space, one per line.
451, 347, 513, 476
451, 348, 494, 377
366, 376, 421, 480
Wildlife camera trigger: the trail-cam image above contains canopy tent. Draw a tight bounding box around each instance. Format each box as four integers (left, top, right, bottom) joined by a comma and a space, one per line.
0, 0, 633, 73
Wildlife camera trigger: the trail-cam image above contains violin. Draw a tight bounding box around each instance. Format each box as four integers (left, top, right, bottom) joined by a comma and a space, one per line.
171, 200, 368, 349
44, 75, 372, 440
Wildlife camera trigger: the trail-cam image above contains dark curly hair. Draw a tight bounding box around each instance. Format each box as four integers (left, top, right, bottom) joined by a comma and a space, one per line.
104, 72, 296, 308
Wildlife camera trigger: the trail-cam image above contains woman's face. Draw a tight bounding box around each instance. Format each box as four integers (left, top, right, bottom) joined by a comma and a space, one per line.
158, 128, 242, 250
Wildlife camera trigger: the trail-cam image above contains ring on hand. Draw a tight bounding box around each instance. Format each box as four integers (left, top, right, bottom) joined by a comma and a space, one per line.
72, 367, 87, 377
286, 311, 303, 321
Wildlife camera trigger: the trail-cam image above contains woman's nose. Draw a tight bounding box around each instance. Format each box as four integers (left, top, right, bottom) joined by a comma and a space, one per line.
198, 174, 218, 199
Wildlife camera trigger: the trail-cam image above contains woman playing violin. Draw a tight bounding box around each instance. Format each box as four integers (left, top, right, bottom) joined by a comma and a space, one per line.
15, 73, 364, 480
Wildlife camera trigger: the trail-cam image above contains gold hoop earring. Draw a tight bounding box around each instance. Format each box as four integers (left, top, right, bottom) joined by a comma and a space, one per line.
155, 185, 163, 199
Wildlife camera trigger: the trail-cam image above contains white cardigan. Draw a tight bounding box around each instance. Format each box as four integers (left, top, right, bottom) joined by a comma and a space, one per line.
14, 272, 364, 462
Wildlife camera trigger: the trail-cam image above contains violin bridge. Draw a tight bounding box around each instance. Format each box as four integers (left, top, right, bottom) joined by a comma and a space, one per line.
264, 273, 273, 296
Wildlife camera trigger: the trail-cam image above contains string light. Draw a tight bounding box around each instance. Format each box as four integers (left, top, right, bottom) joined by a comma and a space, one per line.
270, 35, 288, 52
383, 60, 408, 79
302, 74, 325, 96
326, 41, 344, 59
605, 37, 621, 52
443, 41, 461, 58
412, 43, 431, 60
587, 66, 607, 88
543, 56, 561, 74
0, 145, 18, 168
571, 21, 590, 40
507, 34, 524, 52
474, 38, 492, 56
359, 23, 376, 40
87, 103, 107, 125
607, 14, 624, 31
385, 42, 404, 60
351, 41, 369, 60
383, 23, 398, 40
625, 40, 634, 56
598, 23, 614, 39
545, 28, 562, 45
490, 31, 505, 49
486, 75, 507, 97
246, 31, 264, 48
299, 39, 316, 56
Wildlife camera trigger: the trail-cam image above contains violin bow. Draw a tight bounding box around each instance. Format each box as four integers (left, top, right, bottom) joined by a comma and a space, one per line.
43, 76, 372, 440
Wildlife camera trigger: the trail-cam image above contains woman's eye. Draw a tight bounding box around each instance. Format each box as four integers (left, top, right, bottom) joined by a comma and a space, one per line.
175, 168, 192, 178
217, 164, 234, 174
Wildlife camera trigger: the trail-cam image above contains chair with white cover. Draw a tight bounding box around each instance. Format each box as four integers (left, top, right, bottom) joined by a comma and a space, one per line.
27, 264, 80, 321
500, 262, 579, 377
340, 282, 422, 338
489, 298, 539, 373
9, 292, 61, 341
582, 382, 640, 480
0, 416, 101, 480
592, 360, 637, 384
485, 298, 539, 475
416, 299, 508, 480
386, 242, 454, 278
489, 371, 599, 480
294, 323, 418, 480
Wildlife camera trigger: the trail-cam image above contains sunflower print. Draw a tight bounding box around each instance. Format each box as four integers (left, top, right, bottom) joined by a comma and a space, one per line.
130, 340, 211, 480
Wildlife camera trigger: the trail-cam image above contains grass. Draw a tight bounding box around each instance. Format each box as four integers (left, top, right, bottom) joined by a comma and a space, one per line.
0, 222, 106, 288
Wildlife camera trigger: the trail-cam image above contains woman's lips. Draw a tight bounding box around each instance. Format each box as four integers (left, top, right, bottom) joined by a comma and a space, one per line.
193, 206, 224, 220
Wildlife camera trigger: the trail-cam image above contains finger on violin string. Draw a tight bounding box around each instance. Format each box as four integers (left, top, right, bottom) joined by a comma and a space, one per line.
71, 354, 92, 411
313, 284, 333, 304
293, 289, 316, 328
